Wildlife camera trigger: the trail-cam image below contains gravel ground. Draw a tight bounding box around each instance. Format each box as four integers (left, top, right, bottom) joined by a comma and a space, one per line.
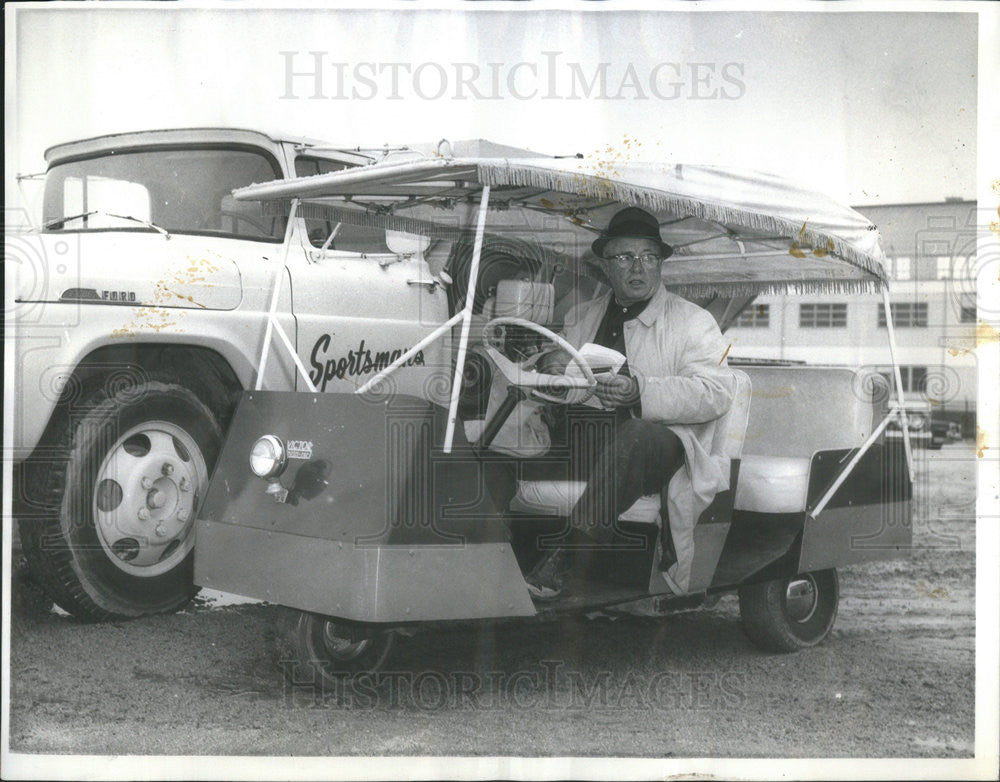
6, 442, 979, 759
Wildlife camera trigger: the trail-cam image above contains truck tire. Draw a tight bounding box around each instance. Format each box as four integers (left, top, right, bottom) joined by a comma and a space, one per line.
18, 382, 222, 621
275, 608, 396, 691
738, 569, 839, 652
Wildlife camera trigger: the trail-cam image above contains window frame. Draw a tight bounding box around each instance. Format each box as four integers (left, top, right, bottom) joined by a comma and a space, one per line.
735, 303, 770, 328
799, 302, 848, 329
42, 143, 287, 244
879, 365, 928, 394
878, 301, 929, 328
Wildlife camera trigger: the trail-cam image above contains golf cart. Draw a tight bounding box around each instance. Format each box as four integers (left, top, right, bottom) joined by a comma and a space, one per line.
192, 151, 914, 687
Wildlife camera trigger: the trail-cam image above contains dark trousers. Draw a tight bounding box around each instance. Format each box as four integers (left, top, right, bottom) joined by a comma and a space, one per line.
486, 406, 685, 546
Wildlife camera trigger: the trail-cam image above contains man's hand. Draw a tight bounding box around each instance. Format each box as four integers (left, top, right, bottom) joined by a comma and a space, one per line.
536, 347, 571, 376
594, 373, 640, 408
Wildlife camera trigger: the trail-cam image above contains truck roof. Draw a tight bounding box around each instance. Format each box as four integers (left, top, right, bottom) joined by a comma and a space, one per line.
43, 127, 318, 164
44, 129, 559, 166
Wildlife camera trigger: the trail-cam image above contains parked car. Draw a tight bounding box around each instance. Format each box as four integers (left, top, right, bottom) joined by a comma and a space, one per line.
929, 419, 951, 449
887, 401, 933, 448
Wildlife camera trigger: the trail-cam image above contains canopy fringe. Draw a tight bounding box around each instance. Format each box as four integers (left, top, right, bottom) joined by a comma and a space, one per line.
477, 162, 887, 286
257, 163, 887, 296
664, 278, 884, 297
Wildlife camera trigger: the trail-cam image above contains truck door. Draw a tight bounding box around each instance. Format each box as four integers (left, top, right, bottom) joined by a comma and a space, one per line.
288, 213, 451, 401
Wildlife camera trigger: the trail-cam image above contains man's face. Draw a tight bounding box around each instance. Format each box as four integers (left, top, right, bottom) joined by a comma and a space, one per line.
600, 236, 665, 305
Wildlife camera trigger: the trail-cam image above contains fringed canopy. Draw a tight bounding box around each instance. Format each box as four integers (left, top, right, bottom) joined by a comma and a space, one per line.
235, 156, 887, 296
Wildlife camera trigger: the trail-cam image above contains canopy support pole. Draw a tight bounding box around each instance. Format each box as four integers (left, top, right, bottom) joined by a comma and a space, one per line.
881, 288, 915, 485
354, 310, 464, 395
255, 199, 317, 393
444, 185, 491, 453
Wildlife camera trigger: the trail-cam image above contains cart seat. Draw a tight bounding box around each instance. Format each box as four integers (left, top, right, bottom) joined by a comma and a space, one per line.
509, 477, 666, 522
732, 366, 876, 515
510, 479, 587, 518
513, 457, 814, 519
508, 370, 752, 523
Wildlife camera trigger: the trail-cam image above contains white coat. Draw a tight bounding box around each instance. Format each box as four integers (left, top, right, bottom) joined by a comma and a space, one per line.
561, 283, 737, 593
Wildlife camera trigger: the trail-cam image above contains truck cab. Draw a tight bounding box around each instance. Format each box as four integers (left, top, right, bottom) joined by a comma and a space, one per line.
12, 128, 450, 619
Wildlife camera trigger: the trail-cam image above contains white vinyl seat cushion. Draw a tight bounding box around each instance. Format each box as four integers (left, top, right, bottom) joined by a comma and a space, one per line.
515, 455, 811, 519
732, 455, 811, 514
509, 480, 662, 523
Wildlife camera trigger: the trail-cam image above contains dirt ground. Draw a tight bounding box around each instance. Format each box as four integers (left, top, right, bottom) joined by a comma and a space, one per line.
6, 443, 978, 759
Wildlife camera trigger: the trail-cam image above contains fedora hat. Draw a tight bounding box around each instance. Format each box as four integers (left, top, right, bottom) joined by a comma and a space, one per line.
591, 207, 674, 260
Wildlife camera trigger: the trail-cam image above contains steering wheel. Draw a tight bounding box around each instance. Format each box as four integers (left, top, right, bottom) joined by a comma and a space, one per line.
481, 317, 597, 405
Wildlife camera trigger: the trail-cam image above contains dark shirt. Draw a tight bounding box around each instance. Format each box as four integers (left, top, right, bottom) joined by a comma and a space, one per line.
593, 296, 651, 357
592, 295, 651, 420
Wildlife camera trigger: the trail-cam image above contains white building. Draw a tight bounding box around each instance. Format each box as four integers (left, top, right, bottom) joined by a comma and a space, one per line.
727, 199, 978, 421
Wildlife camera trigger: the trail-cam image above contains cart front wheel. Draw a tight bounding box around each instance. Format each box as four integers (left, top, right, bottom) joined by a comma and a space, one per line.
738, 569, 839, 652
276, 609, 396, 690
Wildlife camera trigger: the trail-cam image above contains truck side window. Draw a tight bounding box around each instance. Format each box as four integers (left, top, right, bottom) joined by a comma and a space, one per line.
295, 156, 387, 254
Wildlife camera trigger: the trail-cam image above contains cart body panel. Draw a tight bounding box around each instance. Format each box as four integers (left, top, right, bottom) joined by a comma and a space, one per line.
194, 390, 537, 621
800, 445, 912, 572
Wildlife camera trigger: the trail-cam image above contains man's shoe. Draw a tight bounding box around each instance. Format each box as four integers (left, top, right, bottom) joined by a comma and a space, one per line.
524, 547, 571, 601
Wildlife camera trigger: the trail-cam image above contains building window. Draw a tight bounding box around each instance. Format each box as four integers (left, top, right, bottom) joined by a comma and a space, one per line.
953, 255, 974, 282
879, 366, 928, 394
960, 304, 976, 323
878, 301, 928, 328
894, 256, 912, 281
936, 256, 952, 280
799, 303, 847, 328
736, 304, 770, 328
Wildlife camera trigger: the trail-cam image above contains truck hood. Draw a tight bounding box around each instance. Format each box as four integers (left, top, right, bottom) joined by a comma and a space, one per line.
14, 232, 245, 310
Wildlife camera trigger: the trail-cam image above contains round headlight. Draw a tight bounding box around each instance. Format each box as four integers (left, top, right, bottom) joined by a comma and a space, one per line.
249, 435, 287, 479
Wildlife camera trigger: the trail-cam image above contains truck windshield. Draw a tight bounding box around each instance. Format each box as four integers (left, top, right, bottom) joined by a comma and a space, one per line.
42, 146, 286, 242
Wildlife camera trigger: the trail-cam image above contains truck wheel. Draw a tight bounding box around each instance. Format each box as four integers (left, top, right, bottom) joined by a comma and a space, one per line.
18, 382, 222, 621
275, 609, 396, 691
738, 569, 839, 652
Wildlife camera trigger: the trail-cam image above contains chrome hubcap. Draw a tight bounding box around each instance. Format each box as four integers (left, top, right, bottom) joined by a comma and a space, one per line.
92, 421, 206, 576
785, 575, 819, 623
321, 622, 371, 661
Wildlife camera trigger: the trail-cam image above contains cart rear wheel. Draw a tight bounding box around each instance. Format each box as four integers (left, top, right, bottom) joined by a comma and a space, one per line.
275, 609, 396, 691
738, 569, 839, 652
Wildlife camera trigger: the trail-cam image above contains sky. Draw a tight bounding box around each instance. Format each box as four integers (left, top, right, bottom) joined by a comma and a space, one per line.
5, 4, 979, 218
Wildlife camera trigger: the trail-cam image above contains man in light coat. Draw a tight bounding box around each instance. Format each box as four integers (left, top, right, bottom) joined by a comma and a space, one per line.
525, 206, 737, 599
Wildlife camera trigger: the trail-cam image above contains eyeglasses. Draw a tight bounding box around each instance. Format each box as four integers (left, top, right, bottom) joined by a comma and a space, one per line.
603, 252, 663, 270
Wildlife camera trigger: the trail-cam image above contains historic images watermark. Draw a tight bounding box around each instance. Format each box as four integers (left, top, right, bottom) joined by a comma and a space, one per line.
281, 660, 748, 710
279, 51, 746, 101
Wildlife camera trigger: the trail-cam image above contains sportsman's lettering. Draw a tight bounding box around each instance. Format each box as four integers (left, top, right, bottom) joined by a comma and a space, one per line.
309, 335, 425, 391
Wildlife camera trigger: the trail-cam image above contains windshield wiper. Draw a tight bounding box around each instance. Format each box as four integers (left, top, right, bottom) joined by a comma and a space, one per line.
44, 209, 171, 239
44, 210, 100, 229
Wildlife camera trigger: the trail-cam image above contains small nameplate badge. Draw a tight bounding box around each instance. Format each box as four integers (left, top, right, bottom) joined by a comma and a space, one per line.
286, 440, 314, 460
